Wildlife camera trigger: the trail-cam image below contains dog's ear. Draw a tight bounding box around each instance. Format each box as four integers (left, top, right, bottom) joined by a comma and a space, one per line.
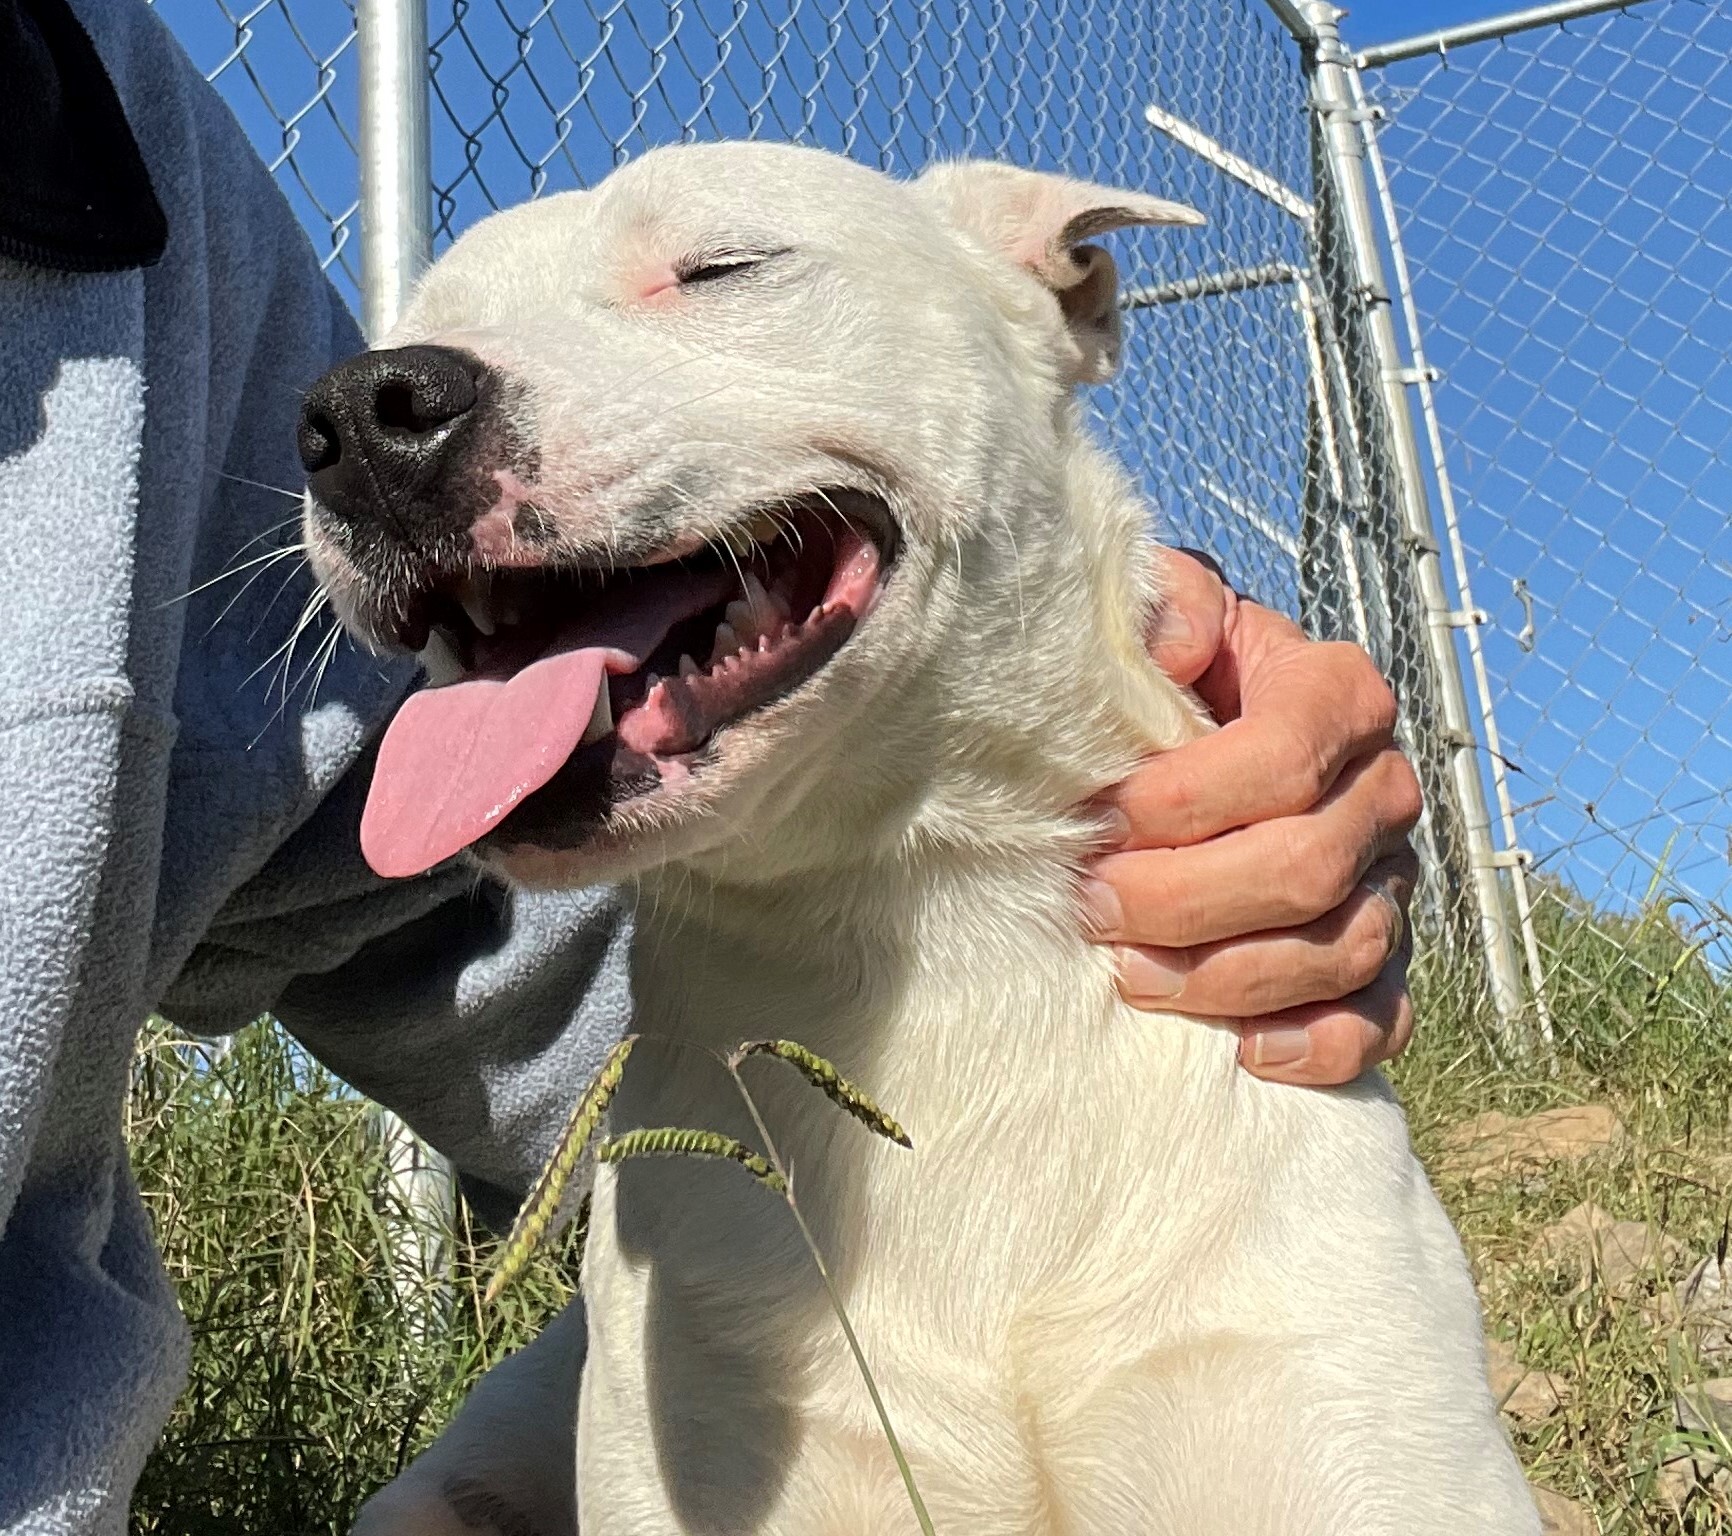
916, 162, 1204, 383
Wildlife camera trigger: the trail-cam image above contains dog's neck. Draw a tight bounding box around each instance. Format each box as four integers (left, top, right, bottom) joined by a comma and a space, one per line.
626, 816, 1115, 1151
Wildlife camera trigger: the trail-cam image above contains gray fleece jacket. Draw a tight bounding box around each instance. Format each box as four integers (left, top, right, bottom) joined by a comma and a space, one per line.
0, 3, 627, 1530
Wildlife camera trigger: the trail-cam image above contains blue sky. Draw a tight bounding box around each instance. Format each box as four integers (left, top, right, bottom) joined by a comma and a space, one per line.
157, 0, 1730, 961
1350, 0, 1523, 44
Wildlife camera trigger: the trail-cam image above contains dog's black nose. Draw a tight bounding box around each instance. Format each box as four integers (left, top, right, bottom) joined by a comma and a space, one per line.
298, 344, 487, 532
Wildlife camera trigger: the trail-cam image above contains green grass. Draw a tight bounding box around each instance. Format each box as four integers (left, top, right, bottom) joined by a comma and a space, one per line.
127, 881, 1730, 1534
1396, 882, 1732, 1532
128, 1024, 580, 1535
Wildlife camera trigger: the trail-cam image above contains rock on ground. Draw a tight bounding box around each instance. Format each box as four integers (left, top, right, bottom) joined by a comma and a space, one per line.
1656, 1377, 1732, 1510
1676, 1375, 1732, 1437
1442, 1105, 1624, 1177
1485, 1335, 1569, 1422
1533, 1201, 1682, 1295
1531, 1484, 1597, 1534
1664, 1252, 1732, 1365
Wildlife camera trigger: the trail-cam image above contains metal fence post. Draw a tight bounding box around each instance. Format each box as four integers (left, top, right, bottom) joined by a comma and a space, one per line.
358, 0, 432, 342
1293, 0, 1533, 1048
1345, 62, 1555, 1047
357, 0, 450, 1319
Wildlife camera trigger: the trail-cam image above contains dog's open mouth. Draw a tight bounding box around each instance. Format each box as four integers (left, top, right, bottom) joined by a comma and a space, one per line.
359, 492, 898, 879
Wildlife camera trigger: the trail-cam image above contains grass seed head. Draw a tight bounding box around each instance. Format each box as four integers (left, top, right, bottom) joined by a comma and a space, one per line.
595, 1126, 788, 1193
486, 1035, 636, 1304
735, 1038, 912, 1148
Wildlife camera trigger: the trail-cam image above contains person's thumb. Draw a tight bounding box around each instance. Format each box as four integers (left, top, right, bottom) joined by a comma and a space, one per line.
1146, 547, 1227, 687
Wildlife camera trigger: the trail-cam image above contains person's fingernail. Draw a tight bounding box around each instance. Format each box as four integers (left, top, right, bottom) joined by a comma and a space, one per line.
1149, 602, 1197, 654
1079, 879, 1123, 938
1094, 806, 1132, 849
1116, 946, 1184, 1000
1247, 1026, 1311, 1071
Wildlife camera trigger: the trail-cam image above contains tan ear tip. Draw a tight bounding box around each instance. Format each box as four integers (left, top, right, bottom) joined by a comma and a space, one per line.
1120, 196, 1207, 230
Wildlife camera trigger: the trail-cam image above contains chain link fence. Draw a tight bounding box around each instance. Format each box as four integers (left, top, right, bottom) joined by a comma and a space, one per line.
1361, 0, 1732, 1044
151, 0, 1730, 1048
153, 0, 363, 284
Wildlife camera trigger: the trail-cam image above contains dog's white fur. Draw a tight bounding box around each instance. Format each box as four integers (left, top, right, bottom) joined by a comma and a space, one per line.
332, 142, 1539, 1535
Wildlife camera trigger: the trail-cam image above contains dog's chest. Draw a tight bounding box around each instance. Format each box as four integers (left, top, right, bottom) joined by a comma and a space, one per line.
591, 922, 1261, 1364
576, 902, 1463, 1536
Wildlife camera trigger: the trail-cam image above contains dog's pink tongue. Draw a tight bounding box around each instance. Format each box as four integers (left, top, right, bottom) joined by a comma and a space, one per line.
361, 646, 608, 879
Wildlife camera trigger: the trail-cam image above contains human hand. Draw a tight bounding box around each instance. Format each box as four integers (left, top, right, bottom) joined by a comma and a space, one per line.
1082, 550, 1423, 1086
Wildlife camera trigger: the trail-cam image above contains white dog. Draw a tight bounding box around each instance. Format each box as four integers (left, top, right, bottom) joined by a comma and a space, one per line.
301, 141, 1540, 1536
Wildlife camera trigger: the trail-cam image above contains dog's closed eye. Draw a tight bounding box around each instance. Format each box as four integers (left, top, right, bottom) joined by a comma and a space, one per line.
675, 248, 791, 287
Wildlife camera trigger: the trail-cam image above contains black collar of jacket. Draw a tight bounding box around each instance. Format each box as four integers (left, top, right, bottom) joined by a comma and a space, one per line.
0, 0, 168, 273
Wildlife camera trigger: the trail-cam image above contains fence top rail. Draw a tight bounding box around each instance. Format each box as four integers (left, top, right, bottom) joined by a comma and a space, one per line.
1356, 0, 1664, 69
1261, 0, 1315, 42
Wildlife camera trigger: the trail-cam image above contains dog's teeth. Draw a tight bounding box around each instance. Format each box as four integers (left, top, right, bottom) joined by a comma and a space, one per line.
645, 671, 662, 693
419, 629, 465, 686
455, 575, 497, 636
679, 654, 700, 679
579, 683, 613, 746
742, 571, 775, 617
724, 599, 755, 633
714, 622, 740, 658
757, 634, 771, 652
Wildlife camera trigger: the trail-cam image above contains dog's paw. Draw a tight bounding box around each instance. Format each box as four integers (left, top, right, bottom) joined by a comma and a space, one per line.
351, 1476, 554, 1536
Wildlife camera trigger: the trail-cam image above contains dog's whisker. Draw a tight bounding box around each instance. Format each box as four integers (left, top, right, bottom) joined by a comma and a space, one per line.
279, 588, 330, 690
256, 595, 337, 738
247, 561, 315, 644
712, 525, 751, 592
224, 512, 308, 560
241, 584, 327, 699
217, 470, 306, 502
769, 510, 805, 558
305, 627, 342, 707
606, 352, 711, 413
295, 613, 348, 709
163, 541, 308, 610
202, 549, 314, 640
